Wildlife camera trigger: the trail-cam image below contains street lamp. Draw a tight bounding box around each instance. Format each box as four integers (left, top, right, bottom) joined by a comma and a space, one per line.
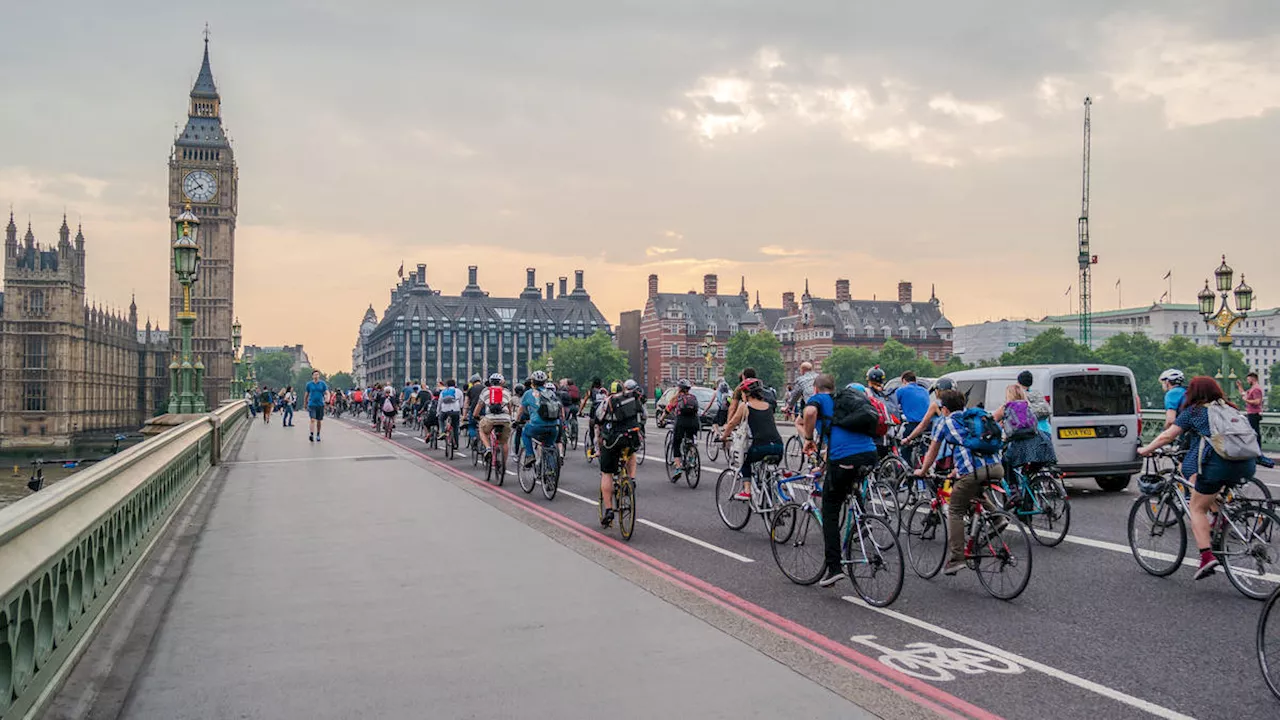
231, 318, 242, 398
546, 355, 556, 384
1198, 255, 1253, 392
167, 200, 207, 414
700, 331, 718, 384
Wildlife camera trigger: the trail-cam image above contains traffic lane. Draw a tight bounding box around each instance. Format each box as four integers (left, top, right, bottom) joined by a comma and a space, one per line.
356, 422, 1255, 719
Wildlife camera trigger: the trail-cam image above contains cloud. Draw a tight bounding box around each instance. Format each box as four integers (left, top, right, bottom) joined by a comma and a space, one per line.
927, 93, 1003, 124
662, 230, 684, 240
645, 246, 679, 256
759, 245, 803, 256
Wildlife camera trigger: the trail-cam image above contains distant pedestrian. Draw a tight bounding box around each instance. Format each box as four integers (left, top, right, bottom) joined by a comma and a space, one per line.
1237, 372, 1275, 468
304, 370, 328, 442
258, 385, 273, 423
245, 388, 258, 417
281, 386, 296, 427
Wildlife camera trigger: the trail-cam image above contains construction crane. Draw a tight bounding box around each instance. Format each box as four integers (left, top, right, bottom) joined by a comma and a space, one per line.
1077, 97, 1095, 348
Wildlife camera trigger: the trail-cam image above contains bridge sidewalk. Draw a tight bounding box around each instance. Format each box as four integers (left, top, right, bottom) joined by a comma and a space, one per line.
120, 417, 875, 719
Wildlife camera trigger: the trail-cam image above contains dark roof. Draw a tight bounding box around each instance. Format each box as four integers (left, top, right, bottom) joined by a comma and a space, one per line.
648, 292, 773, 335
784, 296, 951, 340
371, 283, 610, 339
191, 40, 218, 99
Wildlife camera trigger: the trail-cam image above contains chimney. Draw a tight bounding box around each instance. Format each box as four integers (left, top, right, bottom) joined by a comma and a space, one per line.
408, 270, 418, 286
835, 279, 851, 302
574, 270, 584, 291
546, 282, 555, 300
648, 273, 659, 298
898, 281, 913, 304
526, 267, 536, 289
782, 291, 796, 315
703, 273, 718, 297
416, 263, 426, 284
468, 265, 478, 286
559, 276, 568, 297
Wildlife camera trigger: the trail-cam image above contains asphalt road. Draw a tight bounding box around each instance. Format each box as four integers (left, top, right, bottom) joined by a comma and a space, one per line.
343, 412, 1280, 720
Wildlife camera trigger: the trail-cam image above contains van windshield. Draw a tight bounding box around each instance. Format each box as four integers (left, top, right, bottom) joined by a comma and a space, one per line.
1052, 374, 1134, 416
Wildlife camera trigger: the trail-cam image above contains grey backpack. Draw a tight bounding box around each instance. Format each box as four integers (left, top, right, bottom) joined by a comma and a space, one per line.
1204, 400, 1262, 461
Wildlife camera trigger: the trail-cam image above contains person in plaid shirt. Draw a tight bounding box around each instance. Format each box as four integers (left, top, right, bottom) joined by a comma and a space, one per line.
913, 388, 1004, 576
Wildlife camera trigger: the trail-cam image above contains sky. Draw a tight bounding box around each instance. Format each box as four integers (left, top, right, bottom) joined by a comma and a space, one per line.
3, 1, 1279, 372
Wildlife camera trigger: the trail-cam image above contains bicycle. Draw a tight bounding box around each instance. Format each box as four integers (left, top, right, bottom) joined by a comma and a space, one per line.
769, 460, 904, 607
564, 413, 579, 451
1259, 586, 1280, 700
664, 430, 701, 489
1128, 448, 1280, 599
716, 455, 785, 534
783, 435, 810, 473
903, 472, 1033, 600
986, 464, 1071, 547
483, 425, 507, 486
704, 421, 728, 463
599, 429, 639, 541
442, 416, 458, 460
382, 412, 395, 439
635, 428, 647, 467
519, 433, 561, 501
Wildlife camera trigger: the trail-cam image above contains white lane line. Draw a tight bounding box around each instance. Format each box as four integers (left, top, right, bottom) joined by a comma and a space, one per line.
841, 596, 1195, 720
224, 454, 393, 465
558, 489, 754, 563
1065, 534, 1280, 583
643, 454, 729, 473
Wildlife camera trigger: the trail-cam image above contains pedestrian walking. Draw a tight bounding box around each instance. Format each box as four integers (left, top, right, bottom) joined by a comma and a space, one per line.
281, 386, 296, 427
258, 385, 273, 424
304, 370, 328, 442
1237, 371, 1275, 467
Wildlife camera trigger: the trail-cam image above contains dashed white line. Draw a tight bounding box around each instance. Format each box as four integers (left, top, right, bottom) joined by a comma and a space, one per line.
842, 596, 1195, 720
1064, 533, 1280, 583
557, 489, 754, 563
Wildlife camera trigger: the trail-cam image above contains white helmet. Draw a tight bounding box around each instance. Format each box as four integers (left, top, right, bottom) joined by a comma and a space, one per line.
489, 373, 504, 385
1158, 369, 1185, 386
531, 370, 548, 383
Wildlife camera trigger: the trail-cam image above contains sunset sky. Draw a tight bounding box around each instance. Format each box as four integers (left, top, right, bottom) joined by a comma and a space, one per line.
3, 1, 1278, 371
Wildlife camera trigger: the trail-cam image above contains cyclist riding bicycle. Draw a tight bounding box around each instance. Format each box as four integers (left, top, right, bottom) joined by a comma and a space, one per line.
582, 378, 608, 458
377, 385, 400, 432
800, 373, 835, 458
436, 378, 464, 448
598, 380, 644, 527
474, 374, 513, 462
721, 378, 784, 501
511, 382, 528, 458
902, 377, 956, 448
865, 365, 900, 459
666, 379, 701, 481
521, 371, 562, 468
464, 373, 485, 442
1159, 368, 1187, 430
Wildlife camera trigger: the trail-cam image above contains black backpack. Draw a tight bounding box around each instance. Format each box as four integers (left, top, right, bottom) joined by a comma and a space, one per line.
831, 387, 879, 435
608, 394, 641, 427
676, 392, 699, 417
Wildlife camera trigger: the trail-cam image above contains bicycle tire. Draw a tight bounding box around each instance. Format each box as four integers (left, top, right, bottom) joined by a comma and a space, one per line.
496, 452, 506, 487
972, 511, 1033, 601
864, 479, 900, 535
1258, 587, 1280, 700
846, 515, 905, 608
636, 433, 647, 466
518, 454, 536, 493
904, 500, 948, 579
1222, 505, 1280, 600
715, 469, 752, 530
1027, 473, 1071, 547
784, 436, 805, 473
1127, 493, 1185, 577
705, 428, 721, 462
770, 503, 825, 585
618, 477, 636, 541
665, 431, 678, 483
541, 448, 559, 501
685, 442, 701, 489
472, 438, 481, 467
1235, 477, 1274, 505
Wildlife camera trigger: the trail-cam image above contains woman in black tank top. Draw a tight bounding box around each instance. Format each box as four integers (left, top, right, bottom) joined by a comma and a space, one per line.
721, 380, 786, 498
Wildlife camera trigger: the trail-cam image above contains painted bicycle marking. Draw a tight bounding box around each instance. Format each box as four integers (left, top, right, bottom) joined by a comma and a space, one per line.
850, 635, 1025, 682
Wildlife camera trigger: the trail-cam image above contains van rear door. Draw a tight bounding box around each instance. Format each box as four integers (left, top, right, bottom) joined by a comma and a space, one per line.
1050, 372, 1140, 470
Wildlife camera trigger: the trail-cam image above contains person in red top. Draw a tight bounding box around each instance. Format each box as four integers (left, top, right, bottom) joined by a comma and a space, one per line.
1237, 372, 1275, 467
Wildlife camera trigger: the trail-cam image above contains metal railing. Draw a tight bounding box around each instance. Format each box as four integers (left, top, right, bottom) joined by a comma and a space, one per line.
1139, 409, 1279, 451
0, 401, 248, 718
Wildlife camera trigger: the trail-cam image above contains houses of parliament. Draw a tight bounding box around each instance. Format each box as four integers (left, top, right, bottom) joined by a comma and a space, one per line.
0, 36, 237, 450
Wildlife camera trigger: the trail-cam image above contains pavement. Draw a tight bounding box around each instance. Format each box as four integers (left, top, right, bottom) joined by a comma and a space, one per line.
115, 414, 919, 720
309, 411, 1280, 720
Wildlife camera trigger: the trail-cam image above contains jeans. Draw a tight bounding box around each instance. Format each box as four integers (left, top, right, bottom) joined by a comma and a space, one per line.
947, 464, 1004, 564
1249, 413, 1263, 451
282, 404, 294, 426
822, 452, 879, 572
741, 442, 784, 479
522, 423, 559, 458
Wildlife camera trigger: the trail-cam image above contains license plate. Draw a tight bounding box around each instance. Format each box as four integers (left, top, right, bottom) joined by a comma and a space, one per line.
1059, 427, 1097, 439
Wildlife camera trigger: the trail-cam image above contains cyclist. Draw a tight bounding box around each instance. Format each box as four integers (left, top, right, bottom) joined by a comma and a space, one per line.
581, 378, 608, 458
865, 366, 899, 459
474, 373, 513, 462
800, 373, 835, 459
521, 371, 562, 468
437, 378, 463, 449
421, 389, 440, 442
785, 361, 819, 416
464, 373, 485, 444
913, 387, 1004, 576
1139, 375, 1260, 579
598, 380, 644, 528
993, 383, 1056, 484
721, 378, 784, 501
377, 385, 400, 434
1159, 369, 1187, 430
511, 382, 528, 460
666, 379, 701, 481
902, 377, 956, 447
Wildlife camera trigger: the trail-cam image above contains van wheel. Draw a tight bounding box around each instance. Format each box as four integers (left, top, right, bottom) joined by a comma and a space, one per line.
1096, 475, 1131, 492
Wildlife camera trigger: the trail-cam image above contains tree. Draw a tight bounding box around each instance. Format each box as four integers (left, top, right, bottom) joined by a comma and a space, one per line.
291, 367, 323, 393
327, 371, 355, 390
252, 352, 295, 390
1270, 363, 1280, 411
819, 347, 879, 387
723, 330, 785, 391
999, 328, 1094, 366
532, 330, 629, 390
876, 338, 934, 380
1096, 333, 1164, 407
938, 355, 971, 375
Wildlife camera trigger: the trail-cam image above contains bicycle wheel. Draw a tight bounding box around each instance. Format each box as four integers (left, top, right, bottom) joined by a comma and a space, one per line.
518, 452, 537, 493
715, 469, 752, 530
1127, 493, 1186, 577
1234, 477, 1274, 505
618, 477, 636, 541
1221, 505, 1280, 600
877, 456, 912, 517
636, 433, 647, 466
665, 432, 678, 483
568, 420, 579, 451
685, 443, 701, 489
904, 500, 948, 579
1258, 587, 1280, 700
972, 511, 1033, 601
495, 451, 506, 487
784, 436, 805, 472
846, 515, 904, 608
864, 479, 900, 535
1026, 473, 1071, 547
541, 449, 559, 501
705, 427, 721, 462
472, 437, 481, 467
771, 504, 826, 585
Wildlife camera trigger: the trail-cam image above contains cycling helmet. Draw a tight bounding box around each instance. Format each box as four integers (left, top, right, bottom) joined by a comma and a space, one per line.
866, 366, 887, 384
677, 378, 692, 390
514, 384, 526, 396
489, 373, 504, 385
610, 381, 622, 393
718, 380, 730, 393
469, 374, 481, 383
932, 378, 955, 392
1137, 473, 1165, 496
1158, 369, 1185, 386
624, 379, 638, 391
846, 382, 868, 394
531, 370, 548, 383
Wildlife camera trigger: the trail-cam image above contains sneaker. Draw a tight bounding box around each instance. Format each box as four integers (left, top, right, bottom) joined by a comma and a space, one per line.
818, 566, 847, 587
671, 468, 683, 480
309, 433, 314, 442
523, 456, 535, 469
943, 561, 966, 576
1260, 456, 1276, 469
316, 435, 321, 442
1194, 551, 1219, 580
600, 509, 615, 528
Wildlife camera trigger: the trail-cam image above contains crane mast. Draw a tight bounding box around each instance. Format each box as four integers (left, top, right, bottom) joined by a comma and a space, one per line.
1077, 97, 1093, 348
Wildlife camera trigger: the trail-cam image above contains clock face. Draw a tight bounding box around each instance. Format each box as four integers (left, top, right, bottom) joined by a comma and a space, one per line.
183, 170, 217, 202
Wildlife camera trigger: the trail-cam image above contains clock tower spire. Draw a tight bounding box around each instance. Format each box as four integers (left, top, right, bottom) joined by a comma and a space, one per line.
169, 27, 237, 408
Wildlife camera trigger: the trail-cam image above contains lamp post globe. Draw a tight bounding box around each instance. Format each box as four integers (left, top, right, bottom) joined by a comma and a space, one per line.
1198, 281, 1216, 318
1200, 255, 1251, 396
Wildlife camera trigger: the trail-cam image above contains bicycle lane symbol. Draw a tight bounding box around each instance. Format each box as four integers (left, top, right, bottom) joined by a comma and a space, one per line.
850, 635, 1026, 683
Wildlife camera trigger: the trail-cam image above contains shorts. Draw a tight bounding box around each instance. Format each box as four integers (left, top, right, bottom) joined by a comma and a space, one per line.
478, 416, 512, 445
600, 428, 641, 475
1193, 454, 1257, 495
308, 405, 324, 421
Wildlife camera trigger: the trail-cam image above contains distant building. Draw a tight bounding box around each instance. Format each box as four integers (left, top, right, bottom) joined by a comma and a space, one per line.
351, 305, 378, 387
243, 344, 311, 372
616, 310, 643, 384
0, 215, 169, 449
363, 264, 611, 387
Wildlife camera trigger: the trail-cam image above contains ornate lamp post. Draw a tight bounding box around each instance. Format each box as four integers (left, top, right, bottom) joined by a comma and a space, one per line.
700, 331, 718, 384
167, 201, 206, 414
546, 355, 556, 384
231, 318, 242, 398
1198, 255, 1254, 393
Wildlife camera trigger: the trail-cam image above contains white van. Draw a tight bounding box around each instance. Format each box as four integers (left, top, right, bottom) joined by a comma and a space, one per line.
937, 364, 1142, 492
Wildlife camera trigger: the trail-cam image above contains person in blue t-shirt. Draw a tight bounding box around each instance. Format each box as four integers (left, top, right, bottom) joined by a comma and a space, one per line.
520, 371, 561, 468
304, 370, 329, 442
804, 376, 880, 589
1159, 369, 1186, 430
894, 371, 930, 432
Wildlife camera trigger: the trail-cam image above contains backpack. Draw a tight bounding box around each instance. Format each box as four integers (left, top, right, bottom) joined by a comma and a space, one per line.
866, 394, 891, 437
567, 385, 581, 403
676, 392, 699, 417
607, 394, 641, 427
959, 408, 1003, 456
830, 387, 881, 436
486, 387, 507, 415
1004, 400, 1038, 439
382, 397, 395, 414
1204, 400, 1262, 461
438, 388, 461, 412
536, 387, 562, 421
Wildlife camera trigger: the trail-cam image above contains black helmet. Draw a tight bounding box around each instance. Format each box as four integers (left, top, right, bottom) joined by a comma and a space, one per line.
677, 378, 692, 390
933, 378, 955, 392
866, 366, 887, 384
514, 384, 526, 395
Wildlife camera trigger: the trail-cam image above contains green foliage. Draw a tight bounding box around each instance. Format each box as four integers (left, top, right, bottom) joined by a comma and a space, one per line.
532, 330, 630, 390
1095, 333, 1163, 407
939, 355, 971, 374
819, 347, 879, 387
251, 352, 295, 390
723, 330, 785, 390
998, 328, 1095, 366
327, 371, 354, 390
291, 367, 323, 393
876, 339, 938, 379
1270, 364, 1280, 411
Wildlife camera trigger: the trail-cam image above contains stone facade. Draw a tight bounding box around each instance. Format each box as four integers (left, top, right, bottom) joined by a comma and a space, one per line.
169, 37, 237, 408
351, 305, 378, 386
0, 216, 169, 449
243, 344, 311, 372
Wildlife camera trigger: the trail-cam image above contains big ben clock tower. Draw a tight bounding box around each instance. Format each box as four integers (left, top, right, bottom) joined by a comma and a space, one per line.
169, 31, 237, 406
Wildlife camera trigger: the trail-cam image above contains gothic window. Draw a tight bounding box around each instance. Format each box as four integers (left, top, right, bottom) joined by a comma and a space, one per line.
24, 336, 46, 369
24, 382, 47, 412
25, 290, 44, 317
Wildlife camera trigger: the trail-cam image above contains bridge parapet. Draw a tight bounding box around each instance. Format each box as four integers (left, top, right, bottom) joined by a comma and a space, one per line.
1139, 409, 1278, 451
0, 400, 248, 718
